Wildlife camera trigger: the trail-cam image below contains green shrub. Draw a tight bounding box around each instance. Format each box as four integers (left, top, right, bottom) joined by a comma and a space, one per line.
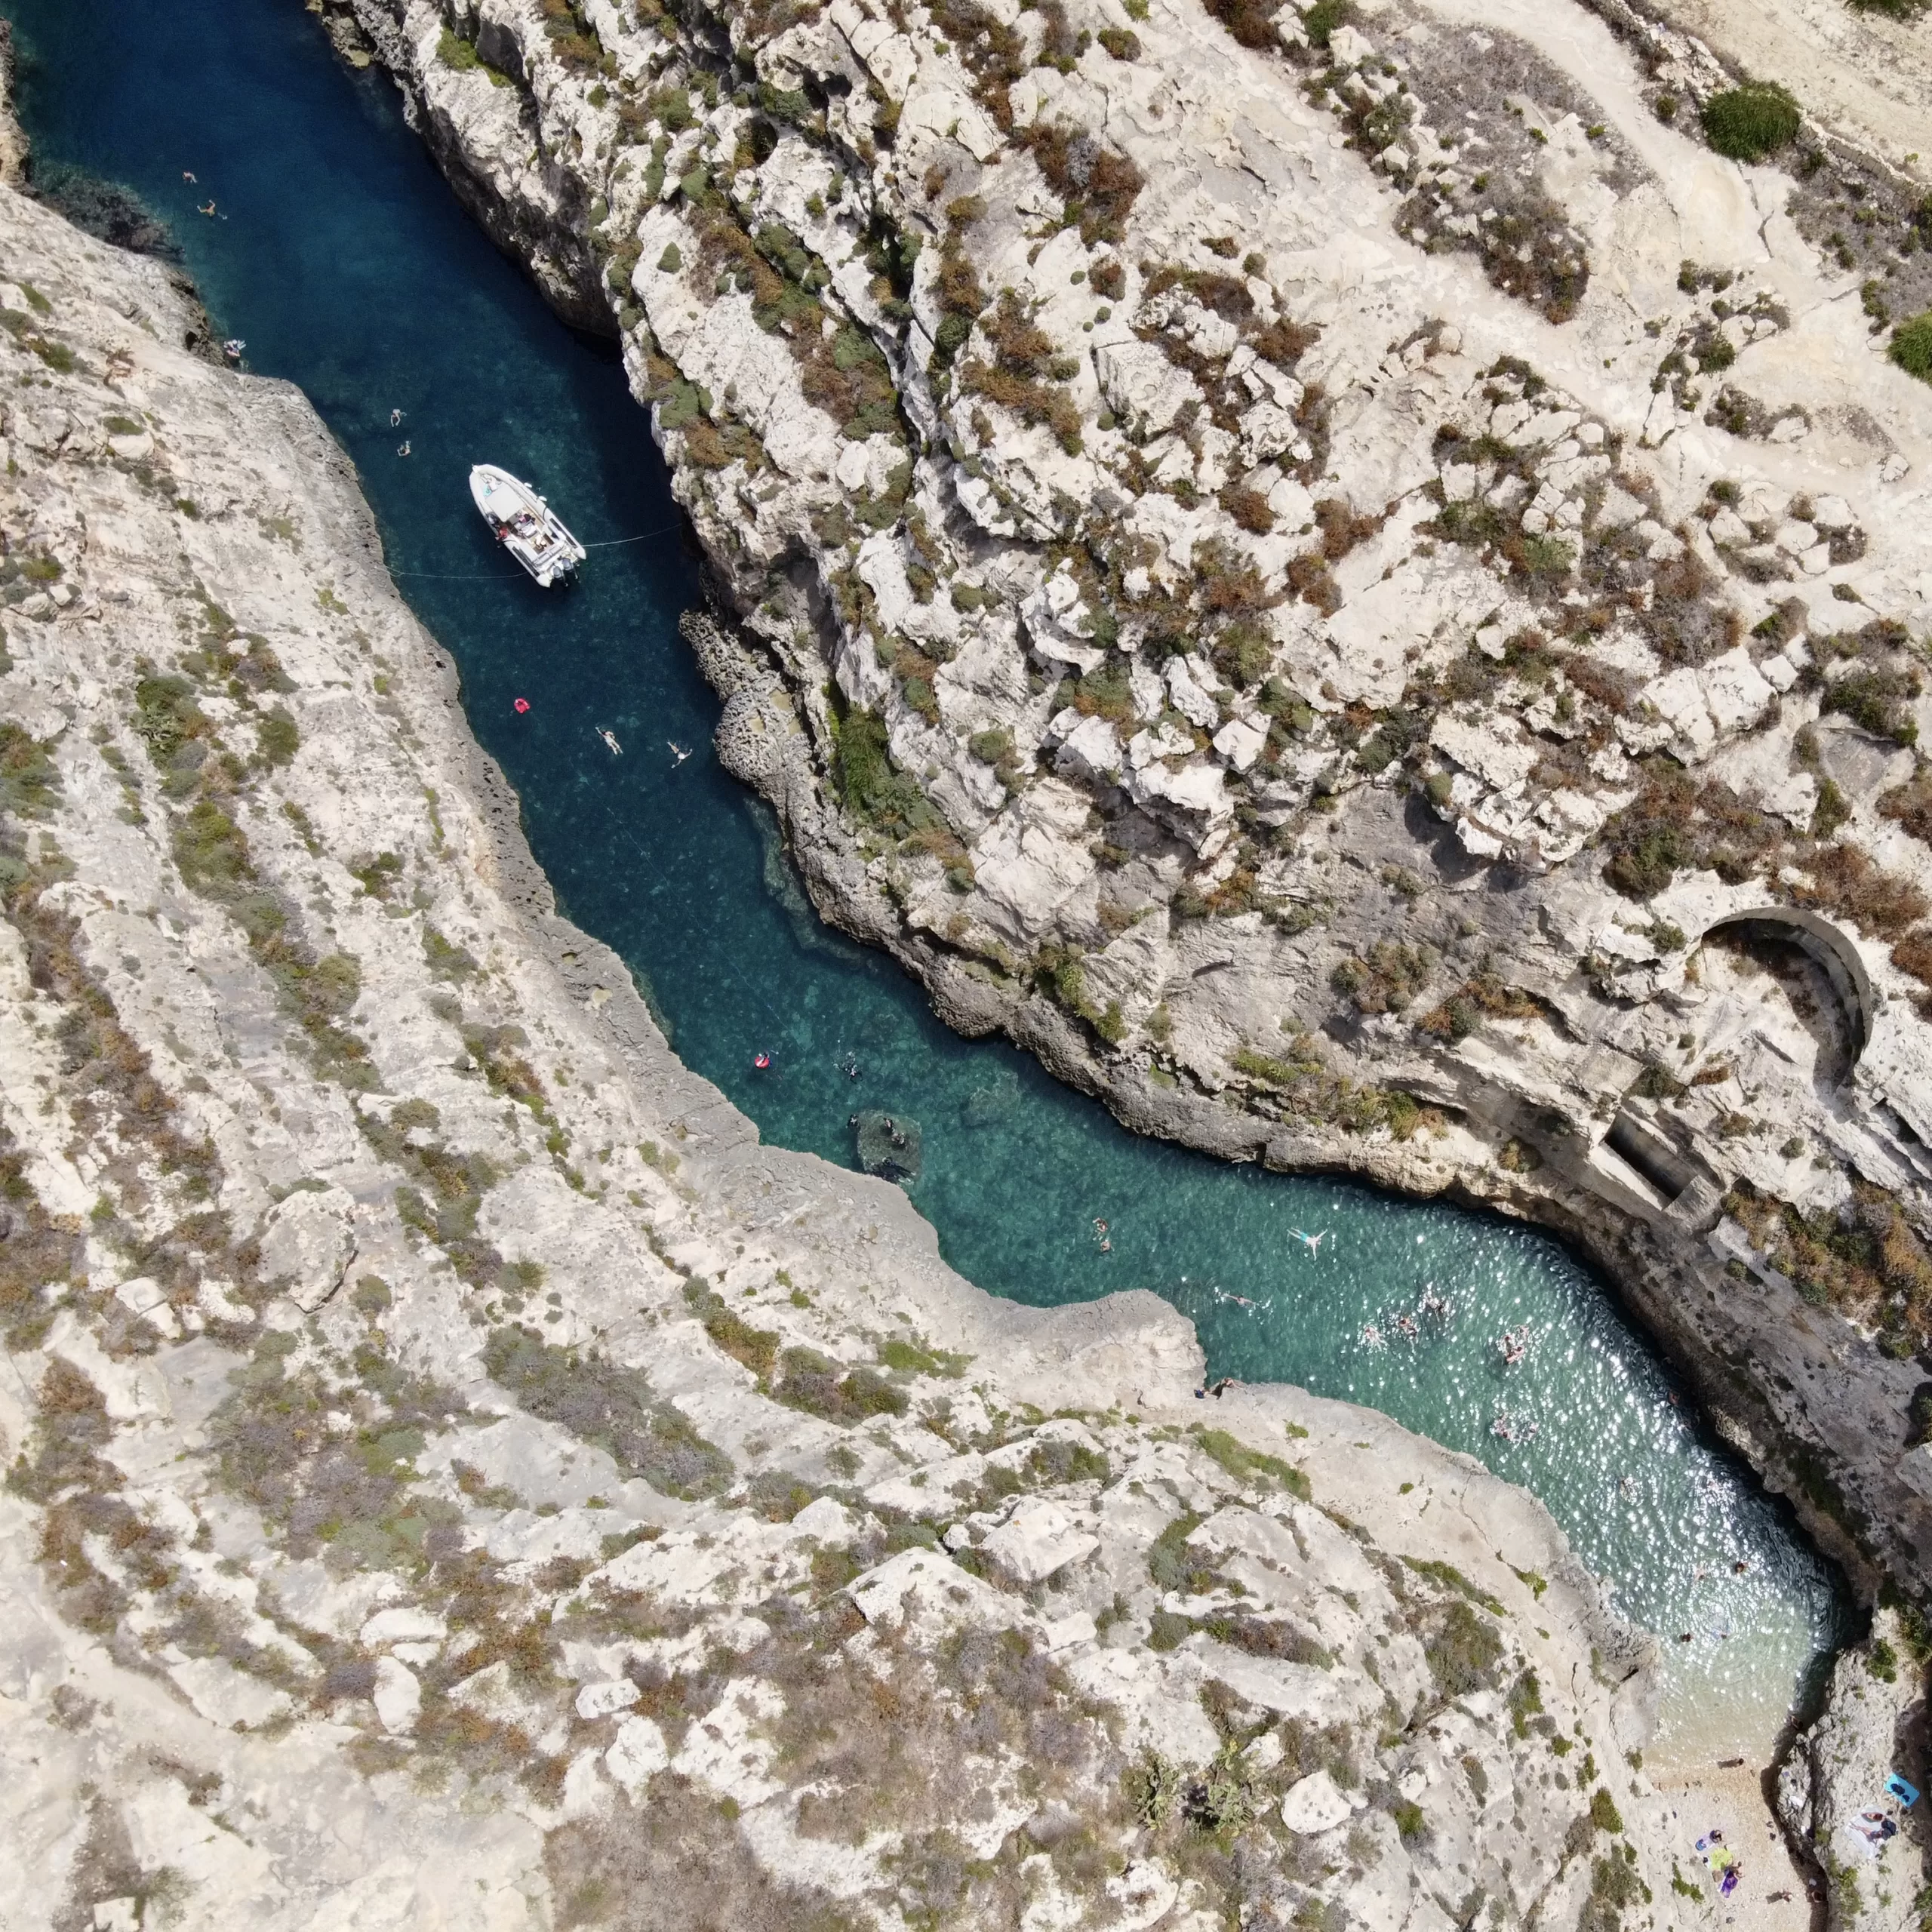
173, 799, 252, 894
256, 706, 299, 768
774, 1345, 909, 1424
1147, 1608, 1195, 1651
0, 723, 61, 820
832, 706, 940, 835
1303, 0, 1352, 46
1519, 534, 1574, 577
683, 1281, 778, 1381
437, 27, 480, 70
1193, 1426, 1309, 1498
1211, 623, 1272, 690
483, 1324, 733, 1497
1146, 1511, 1214, 1595
1508, 1668, 1544, 1737
876, 1335, 970, 1377
1823, 666, 1921, 746
1424, 1598, 1504, 1698
1890, 311, 1932, 381
1589, 1786, 1625, 1834
1701, 84, 1800, 162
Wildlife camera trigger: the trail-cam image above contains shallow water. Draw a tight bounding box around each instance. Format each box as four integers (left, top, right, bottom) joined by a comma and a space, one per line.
2, 0, 1850, 1750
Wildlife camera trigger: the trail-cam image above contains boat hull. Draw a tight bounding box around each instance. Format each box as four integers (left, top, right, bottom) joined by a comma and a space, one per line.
469, 463, 586, 587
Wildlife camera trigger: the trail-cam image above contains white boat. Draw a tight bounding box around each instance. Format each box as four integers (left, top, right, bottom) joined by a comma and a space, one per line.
469, 463, 586, 588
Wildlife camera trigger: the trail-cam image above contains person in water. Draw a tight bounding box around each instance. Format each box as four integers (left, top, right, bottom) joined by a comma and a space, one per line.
397, 439, 411, 457
389, 408, 404, 428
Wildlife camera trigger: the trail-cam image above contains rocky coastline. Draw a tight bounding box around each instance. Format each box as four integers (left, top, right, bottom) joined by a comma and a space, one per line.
8, 65, 1903, 1929
314, 0, 1932, 1627
3, 2, 1927, 1922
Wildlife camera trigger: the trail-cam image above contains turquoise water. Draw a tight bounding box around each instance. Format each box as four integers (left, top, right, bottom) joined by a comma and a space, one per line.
3, 0, 1849, 1746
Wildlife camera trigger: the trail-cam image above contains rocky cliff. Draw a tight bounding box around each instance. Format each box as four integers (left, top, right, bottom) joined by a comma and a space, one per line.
321, 0, 1932, 1611
2, 92, 1879, 1932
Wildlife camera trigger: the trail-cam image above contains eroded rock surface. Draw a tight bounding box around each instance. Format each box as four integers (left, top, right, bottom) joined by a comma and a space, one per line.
0, 105, 1848, 1932
328, 0, 1932, 1604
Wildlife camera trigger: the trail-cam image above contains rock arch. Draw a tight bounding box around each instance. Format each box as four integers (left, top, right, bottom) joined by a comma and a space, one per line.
1697, 906, 1876, 1077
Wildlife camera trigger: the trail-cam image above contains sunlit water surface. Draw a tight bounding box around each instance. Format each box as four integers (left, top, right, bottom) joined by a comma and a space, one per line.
2, 0, 1852, 1754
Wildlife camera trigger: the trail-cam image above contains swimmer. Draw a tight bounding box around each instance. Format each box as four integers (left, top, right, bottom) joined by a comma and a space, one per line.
598, 727, 622, 755
1094, 1218, 1108, 1235
1618, 1475, 1637, 1499
1393, 1312, 1419, 1341
389, 408, 405, 428
1099, 1238, 1112, 1253
1290, 1228, 1326, 1254
397, 439, 411, 457
183, 170, 197, 183
1227, 1294, 1255, 1309
668, 741, 691, 764
1360, 1322, 1385, 1349
198, 200, 217, 216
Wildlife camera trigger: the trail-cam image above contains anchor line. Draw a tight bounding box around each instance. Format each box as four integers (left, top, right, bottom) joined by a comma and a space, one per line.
386, 519, 682, 580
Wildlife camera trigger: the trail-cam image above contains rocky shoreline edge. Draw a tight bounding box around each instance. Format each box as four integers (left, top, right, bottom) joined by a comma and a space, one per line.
7, 51, 1899, 1929
323, 0, 1932, 1618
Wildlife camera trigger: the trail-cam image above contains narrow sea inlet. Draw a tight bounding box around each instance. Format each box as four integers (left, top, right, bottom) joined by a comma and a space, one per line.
2, 0, 1850, 1755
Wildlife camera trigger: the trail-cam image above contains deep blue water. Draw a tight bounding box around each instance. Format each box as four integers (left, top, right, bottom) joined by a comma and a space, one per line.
2, 0, 1849, 1742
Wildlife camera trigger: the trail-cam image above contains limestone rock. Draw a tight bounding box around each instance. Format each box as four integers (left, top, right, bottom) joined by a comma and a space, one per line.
1279, 1769, 1355, 1835
373, 1655, 422, 1735
257, 1185, 357, 1312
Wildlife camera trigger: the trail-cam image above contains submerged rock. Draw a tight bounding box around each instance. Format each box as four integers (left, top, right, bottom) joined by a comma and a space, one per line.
853, 1107, 921, 1183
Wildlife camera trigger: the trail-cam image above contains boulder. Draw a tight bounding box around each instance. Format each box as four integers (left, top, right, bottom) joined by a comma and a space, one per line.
1279, 1770, 1354, 1835
257, 1186, 357, 1312
372, 1655, 421, 1735
980, 1497, 1099, 1583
